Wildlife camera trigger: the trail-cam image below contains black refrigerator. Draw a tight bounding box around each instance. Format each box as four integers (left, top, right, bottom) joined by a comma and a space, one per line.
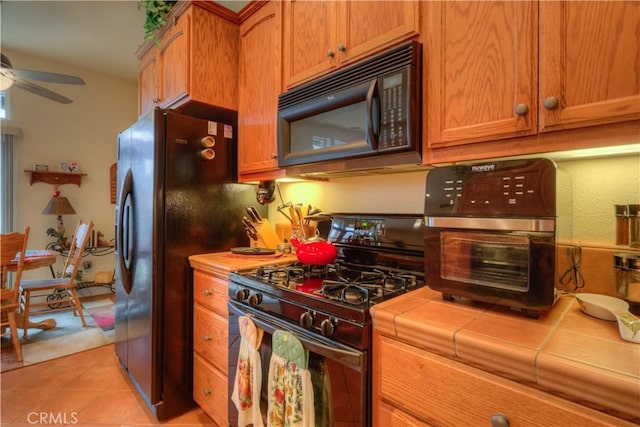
114, 108, 264, 420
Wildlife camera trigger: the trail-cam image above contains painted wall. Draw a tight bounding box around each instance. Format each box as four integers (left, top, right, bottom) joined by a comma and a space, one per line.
272, 153, 640, 247
2, 49, 137, 280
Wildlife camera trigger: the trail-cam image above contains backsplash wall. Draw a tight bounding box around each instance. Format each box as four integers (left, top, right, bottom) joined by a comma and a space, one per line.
275, 153, 640, 246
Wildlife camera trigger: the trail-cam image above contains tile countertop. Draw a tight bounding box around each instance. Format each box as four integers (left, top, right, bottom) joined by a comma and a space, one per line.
188, 251, 298, 275
371, 287, 640, 424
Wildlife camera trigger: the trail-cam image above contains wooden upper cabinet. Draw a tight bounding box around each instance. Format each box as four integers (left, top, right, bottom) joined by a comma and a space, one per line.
159, 12, 190, 108
339, 1, 420, 65
282, 1, 338, 88
238, 1, 285, 181
137, 2, 239, 116
538, 1, 640, 132
138, 48, 159, 116
283, 0, 419, 89
425, 1, 538, 147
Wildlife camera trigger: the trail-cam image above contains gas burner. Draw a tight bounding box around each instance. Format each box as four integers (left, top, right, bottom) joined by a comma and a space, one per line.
320, 280, 383, 305
255, 265, 305, 287
384, 272, 417, 292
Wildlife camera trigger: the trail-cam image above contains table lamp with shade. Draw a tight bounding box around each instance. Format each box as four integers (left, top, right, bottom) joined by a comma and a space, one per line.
42, 190, 76, 243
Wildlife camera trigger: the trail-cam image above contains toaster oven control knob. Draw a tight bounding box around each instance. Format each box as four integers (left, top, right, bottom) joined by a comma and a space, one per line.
300, 311, 314, 329
248, 293, 262, 307
235, 289, 250, 301
320, 318, 336, 337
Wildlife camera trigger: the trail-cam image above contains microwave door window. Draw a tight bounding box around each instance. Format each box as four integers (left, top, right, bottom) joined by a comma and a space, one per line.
290, 102, 370, 159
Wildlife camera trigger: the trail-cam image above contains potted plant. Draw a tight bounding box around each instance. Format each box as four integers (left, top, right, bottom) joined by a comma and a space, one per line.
139, 0, 177, 44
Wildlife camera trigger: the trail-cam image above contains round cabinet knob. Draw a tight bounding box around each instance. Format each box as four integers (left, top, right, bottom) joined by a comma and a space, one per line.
514, 103, 529, 116
326, 49, 335, 58
203, 388, 211, 397
248, 293, 263, 307
491, 413, 510, 427
270, 153, 278, 160
203, 335, 211, 342
203, 289, 212, 297
235, 289, 249, 301
300, 311, 314, 329
543, 96, 559, 110
337, 43, 347, 52
320, 318, 336, 336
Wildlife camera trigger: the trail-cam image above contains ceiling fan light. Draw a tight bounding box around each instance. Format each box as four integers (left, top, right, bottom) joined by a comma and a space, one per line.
0, 75, 14, 91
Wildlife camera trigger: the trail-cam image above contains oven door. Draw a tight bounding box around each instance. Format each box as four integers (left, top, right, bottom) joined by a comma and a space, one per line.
425, 217, 556, 312
228, 300, 367, 427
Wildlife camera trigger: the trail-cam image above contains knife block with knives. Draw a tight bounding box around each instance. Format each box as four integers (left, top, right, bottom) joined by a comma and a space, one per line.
243, 206, 281, 250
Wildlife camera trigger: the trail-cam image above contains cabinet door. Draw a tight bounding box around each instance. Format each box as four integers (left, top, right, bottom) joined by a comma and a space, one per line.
159, 11, 190, 108
238, 2, 283, 179
375, 335, 633, 426
425, 1, 538, 147
138, 49, 158, 116
338, 1, 420, 65
282, 0, 339, 88
194, 353, 227, 427
539, 1, 640, 132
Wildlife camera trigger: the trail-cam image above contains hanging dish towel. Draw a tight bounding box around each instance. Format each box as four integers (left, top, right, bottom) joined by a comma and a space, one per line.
231, 316, 265, 427
267, 330, 315, 427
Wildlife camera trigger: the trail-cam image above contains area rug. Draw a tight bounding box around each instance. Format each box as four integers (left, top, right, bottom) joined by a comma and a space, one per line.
0, 295, 114, 372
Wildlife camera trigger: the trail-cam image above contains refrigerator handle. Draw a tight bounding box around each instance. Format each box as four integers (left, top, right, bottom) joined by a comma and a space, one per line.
117, 169, 134, 294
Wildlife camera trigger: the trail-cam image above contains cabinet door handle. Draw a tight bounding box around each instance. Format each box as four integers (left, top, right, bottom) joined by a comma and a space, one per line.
326, 49, 335, 58
491, 413, 509, 427
543, 96, 559, 110
203, 335, 212, 342
514, 103, 529, 116
203, 289, 212, 296
337, 43, 346, 52
203, 388, 211, 397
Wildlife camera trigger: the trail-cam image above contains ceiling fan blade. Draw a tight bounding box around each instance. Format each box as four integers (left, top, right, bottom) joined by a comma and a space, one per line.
9, 68, 85, 85
12, 79, 74, 104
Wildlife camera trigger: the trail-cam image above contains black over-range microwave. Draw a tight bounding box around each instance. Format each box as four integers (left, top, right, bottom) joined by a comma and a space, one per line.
277, 41, 422, 176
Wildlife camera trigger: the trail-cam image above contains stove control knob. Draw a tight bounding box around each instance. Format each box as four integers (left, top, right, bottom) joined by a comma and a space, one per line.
300, 312, 315, 329
320, 318, 336, 337
235, 289, 250, 301
248, 293, 263, 307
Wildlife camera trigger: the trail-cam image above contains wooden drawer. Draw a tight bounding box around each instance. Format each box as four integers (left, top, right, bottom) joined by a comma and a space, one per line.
194, 304, 228, 372
377, 401, 429, 427
376, 335, 631, 427
193, 269, 228, 316
194, 353, 227, 427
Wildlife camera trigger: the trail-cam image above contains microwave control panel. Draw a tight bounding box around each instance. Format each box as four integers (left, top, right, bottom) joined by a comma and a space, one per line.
424, 159, 557, 217
379, 68, 410, 150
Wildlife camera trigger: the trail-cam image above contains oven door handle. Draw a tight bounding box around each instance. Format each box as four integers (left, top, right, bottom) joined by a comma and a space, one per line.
425, 216, 556, 232
228, 301, 364, 370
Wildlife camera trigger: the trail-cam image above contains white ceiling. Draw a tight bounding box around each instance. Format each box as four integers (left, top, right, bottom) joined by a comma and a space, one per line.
0, 1, 249, 82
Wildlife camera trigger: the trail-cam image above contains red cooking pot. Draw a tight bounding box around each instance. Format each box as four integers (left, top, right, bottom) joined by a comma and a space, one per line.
290, 233, 337, 265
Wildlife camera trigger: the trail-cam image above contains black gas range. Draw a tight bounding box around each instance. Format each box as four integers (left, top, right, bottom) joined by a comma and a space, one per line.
228, 214, 425, 349
226, 214, 425, 427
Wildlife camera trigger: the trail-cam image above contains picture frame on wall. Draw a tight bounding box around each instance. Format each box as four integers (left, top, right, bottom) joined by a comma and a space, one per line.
59, 161, 80, 173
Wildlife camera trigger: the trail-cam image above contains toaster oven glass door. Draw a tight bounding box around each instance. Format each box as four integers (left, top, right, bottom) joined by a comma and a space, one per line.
440, 231, 531, 292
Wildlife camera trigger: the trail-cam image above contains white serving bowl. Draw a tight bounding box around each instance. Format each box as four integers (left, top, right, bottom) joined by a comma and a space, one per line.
575, 293, 629, 321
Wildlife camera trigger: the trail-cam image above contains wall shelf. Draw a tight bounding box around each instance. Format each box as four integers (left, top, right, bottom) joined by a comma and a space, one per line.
25, 170, 87, 187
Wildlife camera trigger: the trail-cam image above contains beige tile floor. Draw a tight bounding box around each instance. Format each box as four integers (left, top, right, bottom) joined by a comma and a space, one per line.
1, 344, 217, 426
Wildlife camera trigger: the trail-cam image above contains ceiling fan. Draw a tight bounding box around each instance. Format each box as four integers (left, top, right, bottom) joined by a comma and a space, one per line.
0, 53, 85, 104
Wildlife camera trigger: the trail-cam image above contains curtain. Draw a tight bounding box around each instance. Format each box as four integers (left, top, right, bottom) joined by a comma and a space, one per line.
0, 127, 20, 233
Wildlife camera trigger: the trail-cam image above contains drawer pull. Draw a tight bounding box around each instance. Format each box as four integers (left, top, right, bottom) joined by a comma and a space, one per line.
203, 335, 212, 342
203, 388, 211, 397
491, 413, 509, 427
203, 289, 212, 297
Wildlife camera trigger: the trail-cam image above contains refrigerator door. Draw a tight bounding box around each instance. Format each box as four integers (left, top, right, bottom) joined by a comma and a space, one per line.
115, 108, 163, 409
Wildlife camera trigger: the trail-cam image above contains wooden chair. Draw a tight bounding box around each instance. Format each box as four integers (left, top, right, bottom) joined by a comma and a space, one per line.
19, 220, 94, 339
1, 226, 30, 362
